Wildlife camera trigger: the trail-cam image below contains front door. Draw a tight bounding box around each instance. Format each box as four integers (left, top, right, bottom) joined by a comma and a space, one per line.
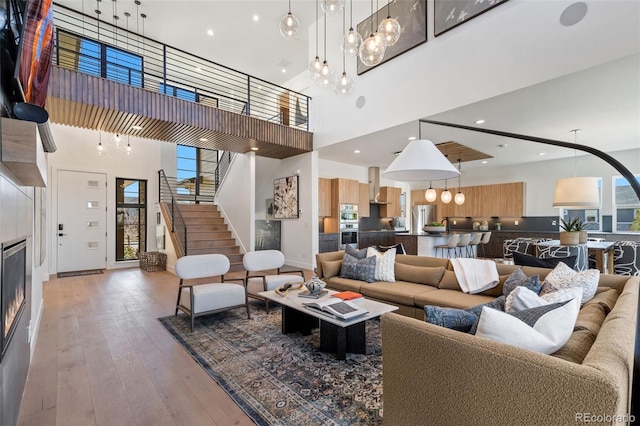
57, 170, 107, 273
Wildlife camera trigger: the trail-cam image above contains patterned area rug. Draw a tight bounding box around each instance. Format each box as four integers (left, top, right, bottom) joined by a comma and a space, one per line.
56, 269, 104, 278
158, 304, 383, 425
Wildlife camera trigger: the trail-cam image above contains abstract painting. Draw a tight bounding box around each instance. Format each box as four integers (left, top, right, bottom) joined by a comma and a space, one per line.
274, 176, 299, 219
266, 198, 275, 220
435, 0, 509, 36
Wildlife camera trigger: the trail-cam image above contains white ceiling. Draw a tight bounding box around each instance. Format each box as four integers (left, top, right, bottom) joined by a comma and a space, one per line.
54, 1, 640, 172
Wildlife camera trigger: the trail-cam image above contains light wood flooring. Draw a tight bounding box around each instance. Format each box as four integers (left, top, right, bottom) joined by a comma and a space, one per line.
18, 267, 311, 425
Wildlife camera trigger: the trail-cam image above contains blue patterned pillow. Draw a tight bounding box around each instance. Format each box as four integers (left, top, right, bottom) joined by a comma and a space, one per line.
503, 269, 542, 297
424, 306, 477, 332
345, 244, 367, 259
340, 253, 376, 283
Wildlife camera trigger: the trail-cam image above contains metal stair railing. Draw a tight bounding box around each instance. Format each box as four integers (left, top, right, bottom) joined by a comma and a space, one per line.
158, 169, 188, 256
214, 151, 235, 191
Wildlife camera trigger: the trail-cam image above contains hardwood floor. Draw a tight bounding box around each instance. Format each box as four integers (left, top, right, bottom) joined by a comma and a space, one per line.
18, 267, 311, 425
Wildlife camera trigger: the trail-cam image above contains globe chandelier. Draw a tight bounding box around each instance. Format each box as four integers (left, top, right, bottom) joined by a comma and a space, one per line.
316, 11, 336, 89
279, 0, 301, 40
308, 0, 323, 80
335, 5, 353, 95
321, 0, 344, 16
341, 0, 361, 57
358, 0, 385, 66
378, 0, 401, 46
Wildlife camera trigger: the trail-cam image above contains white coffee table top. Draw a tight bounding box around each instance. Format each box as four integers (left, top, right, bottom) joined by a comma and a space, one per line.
259, 288, 398, 327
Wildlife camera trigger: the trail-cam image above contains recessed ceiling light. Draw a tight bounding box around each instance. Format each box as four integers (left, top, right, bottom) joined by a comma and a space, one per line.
250, 147, 259, 151
481, 160, 488, 164
281, 68, 287, 73
206, 29, 214, 36
538, 152, 546, 156
498, 143, 508, 148
475, 119, 485, 124
131, 125, 143, 130
408, 136, 417, 141
199, 137, 208, 142
354, 150, 360, 154
252, 14, 259, 22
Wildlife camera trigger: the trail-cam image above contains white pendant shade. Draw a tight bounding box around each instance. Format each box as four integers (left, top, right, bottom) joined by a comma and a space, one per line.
441, 189, 452, 204
553, 177, 600, 208
382, 139, 460, 181
425, 188, 437, 202
454, 191, 465, 205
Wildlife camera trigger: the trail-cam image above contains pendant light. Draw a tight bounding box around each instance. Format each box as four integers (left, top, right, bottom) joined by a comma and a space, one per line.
321, 0, 344, 16
279, 0, 301, 40
378, 0, 401, 46
96, 131, 107, 156
441, 180, 452, 204
358, 0, 385, 66
125, 135, 134, 157
341, 0, 361, 56
316, 11, 335, 89
335, 5, 353, 95
425, 181, 437, 202
454, 159, 465, 205
553, 129, 600, 208
308, 0, 323, 80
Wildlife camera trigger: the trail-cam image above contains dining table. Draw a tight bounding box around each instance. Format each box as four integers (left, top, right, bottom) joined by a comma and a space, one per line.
535, 240, 614, 274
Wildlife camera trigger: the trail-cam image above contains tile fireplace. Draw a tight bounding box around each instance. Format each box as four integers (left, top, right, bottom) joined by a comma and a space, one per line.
1, 239, 26, 361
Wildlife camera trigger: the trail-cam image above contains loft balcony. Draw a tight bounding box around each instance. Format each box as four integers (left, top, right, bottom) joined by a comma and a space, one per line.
46, 4, 313, 158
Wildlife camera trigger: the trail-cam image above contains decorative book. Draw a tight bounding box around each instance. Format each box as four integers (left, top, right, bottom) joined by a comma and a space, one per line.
303, 299, 368, 320
332, 291, 363, 301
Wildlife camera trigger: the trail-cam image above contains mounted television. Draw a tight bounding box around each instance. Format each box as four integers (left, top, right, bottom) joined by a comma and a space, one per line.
0, 0, 53, 118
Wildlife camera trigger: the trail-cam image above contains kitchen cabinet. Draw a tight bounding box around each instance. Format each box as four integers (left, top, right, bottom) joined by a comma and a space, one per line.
379, 186, 401, 217
358, 183, 370, 217
358, 231, 396, 249
318, 178, 332, 217
433, 182, 524, 218
331, 178, 359, 205
319, 233, 340, 253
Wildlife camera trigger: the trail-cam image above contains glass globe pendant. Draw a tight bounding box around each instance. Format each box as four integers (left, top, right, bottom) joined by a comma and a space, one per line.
441, 180, 452, 204
358, 33, 385, 66
425, 182, 437, 202
378, 1, 401, 46
341, 28, 362, 56
316, 60, 335, 89
309, 56, 323, 80
335, 72, 353, 95
321, 0, 343, 16
279, 12, 300, 40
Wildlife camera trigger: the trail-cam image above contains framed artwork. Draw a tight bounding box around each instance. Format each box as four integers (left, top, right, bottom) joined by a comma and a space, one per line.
435, 0, 509, 37
273, 176, 299, 219
357, 0, 427, 75
255, 220, 281, 251
266, 198, 275, 220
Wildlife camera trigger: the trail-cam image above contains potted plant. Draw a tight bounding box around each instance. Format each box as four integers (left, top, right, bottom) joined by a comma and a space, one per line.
495, 222, 502, 231
559, 217, 581, 245
574, 217, 588, 243
423, 221, 446, 233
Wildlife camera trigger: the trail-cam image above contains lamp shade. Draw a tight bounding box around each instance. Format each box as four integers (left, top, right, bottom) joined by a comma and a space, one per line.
382, 139, 460, 181
553, 177, 600, 208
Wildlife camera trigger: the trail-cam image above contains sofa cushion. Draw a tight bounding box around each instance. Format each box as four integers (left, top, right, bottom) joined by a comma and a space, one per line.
513, 251, 577, 269
589, 288, 619, 314
346, 244, 368, 259
360, 281, 438, 306
322, 260, 342, 279
414, 289, 495, 309
574, 301, 607, 335
551, 328, 596, 364
396, 254, 450, 268
539, 262, 599, 304
475, 298, 580, 354
340, 253, 376, 283
324, 276, 365, 292
367, 246, 396, 282
394, 263, 446, 286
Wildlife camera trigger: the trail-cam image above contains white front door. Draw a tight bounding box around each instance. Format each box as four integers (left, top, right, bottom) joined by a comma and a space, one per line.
57, 170, 107, 273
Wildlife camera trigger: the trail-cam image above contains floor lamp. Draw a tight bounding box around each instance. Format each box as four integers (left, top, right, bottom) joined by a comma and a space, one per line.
420, 118, 640, 418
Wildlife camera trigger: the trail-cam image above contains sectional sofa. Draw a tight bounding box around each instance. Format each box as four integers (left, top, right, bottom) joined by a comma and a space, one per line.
315, 250, 638, 425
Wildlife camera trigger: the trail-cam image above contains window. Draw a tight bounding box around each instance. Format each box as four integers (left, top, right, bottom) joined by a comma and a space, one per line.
176, 145, 219, 199
614, 175, 640, 232
58, 30, 143, 87
159, 83, 196, 101
116, 178, 147, 260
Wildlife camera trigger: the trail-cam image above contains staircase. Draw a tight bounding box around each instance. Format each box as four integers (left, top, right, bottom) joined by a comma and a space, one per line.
161, 203, 244, 272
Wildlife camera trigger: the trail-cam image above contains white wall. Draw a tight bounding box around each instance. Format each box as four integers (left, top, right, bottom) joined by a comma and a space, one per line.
318, 159, 368, 182
47, 124, 163, 273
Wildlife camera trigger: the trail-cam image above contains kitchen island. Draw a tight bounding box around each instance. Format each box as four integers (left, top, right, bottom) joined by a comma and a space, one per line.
396, 232, 475, 257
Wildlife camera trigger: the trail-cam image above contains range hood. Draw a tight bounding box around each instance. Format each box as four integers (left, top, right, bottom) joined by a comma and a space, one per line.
368, 166, 390, 204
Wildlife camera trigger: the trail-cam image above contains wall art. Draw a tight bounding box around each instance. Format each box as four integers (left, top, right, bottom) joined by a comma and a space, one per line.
435, 0, 509, 37
273, 176, 299, 219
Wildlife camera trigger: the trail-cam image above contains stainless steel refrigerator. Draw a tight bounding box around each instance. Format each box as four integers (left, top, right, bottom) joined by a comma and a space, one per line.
411, 205, 437, 233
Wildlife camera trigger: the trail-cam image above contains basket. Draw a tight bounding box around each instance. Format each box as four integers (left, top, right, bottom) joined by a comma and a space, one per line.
139, 251, 167, 272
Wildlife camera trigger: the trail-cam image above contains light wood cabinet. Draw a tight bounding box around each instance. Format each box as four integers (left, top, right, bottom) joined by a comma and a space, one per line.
358, 183, 370, 217
379, 186, 401, 217
318, 178, 332, 217
430, 182, 524, 218
332, 178, 359, 204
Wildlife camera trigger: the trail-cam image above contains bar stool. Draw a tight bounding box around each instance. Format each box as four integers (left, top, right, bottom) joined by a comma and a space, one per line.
467, 232, 483, 257
478, 232, 492, 258
434, 234, 460, 258
456, 233, 472, 258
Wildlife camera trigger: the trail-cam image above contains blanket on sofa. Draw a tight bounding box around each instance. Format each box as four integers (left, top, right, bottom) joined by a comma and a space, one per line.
451, 258, 499, 294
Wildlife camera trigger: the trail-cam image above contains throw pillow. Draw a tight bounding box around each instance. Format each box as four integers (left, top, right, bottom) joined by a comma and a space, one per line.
502, 269, 542, 297
540, 286, 584, 305
513, 251, 577, 269
376, 243, 406, 255
475, 297, 580, 354
539, 262, 599, 304
505, 286, 548, 313
394, 263, 445, 286
345, 244, 367, 259
424, 305, 477, 332
340, 253, 376, 283
321, 260, 342, 279
366, 246, 396, 282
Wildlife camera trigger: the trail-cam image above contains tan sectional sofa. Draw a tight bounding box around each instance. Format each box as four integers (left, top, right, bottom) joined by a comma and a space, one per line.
315, 250, 638, 425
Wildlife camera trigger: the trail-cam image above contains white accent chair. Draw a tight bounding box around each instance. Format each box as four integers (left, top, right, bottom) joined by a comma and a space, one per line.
175, 254, 249, 331
243, 250, 305, 312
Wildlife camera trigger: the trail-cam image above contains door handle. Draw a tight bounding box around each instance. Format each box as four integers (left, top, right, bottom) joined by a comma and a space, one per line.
58, 233, 67, 236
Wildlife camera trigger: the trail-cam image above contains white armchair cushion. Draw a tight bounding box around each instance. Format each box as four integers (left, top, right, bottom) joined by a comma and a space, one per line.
243, 250, 286, 271
247, 274, 304, 295
180, 283, 246, 314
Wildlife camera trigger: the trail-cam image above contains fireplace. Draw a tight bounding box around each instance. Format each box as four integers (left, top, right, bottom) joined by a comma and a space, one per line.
1, 239, 26, 361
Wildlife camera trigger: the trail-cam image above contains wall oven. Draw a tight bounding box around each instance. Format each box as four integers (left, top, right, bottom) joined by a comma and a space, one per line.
339, 224, 358, 249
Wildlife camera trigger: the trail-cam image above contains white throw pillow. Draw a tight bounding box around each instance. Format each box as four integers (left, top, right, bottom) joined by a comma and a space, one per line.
475, 297, 580, 354
541, 286, 584, 305
505, 287, 548, 313
541, 262, 599, 304
366, 246, 396, 282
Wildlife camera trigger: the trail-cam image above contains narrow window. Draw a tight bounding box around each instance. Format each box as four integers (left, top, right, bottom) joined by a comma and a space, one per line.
116, 178, 147, 260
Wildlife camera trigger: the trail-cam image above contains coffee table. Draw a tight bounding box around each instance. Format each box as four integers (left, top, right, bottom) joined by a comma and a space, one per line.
259, 288, 398, 359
